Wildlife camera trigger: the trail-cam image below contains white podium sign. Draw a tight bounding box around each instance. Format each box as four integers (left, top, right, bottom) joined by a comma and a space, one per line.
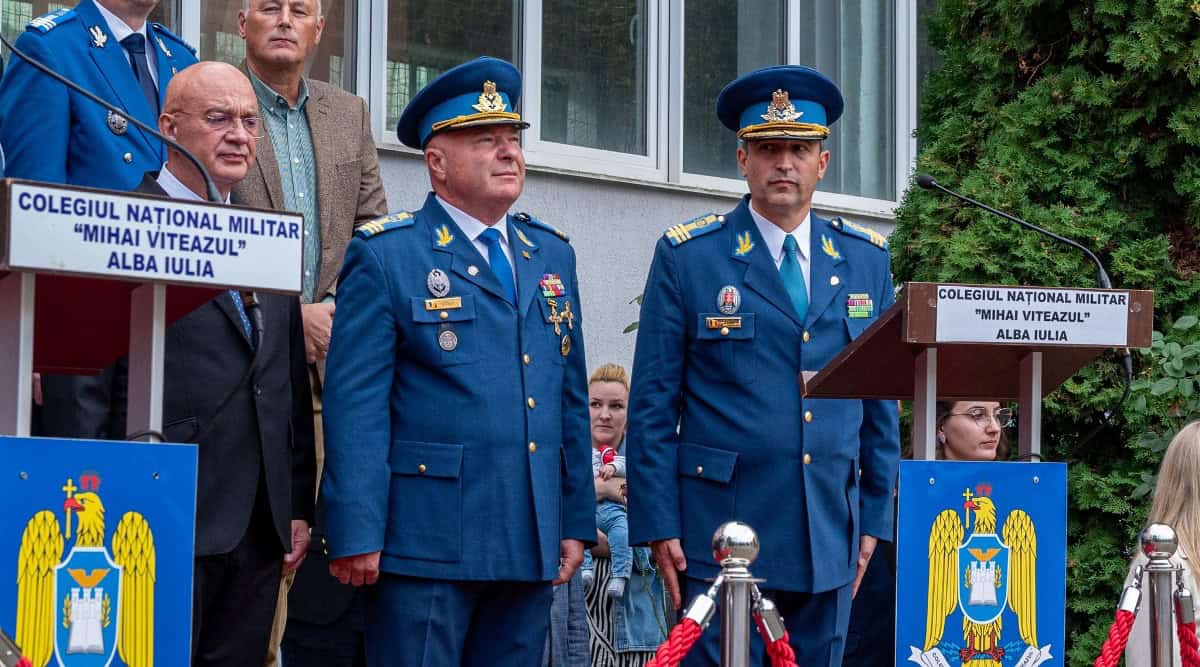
935, 285, 1129, 346
3, 181, 302, 293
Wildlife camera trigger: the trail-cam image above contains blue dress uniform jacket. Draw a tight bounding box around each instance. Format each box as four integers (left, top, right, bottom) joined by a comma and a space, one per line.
321, 192, 596, 582
627, 196, 900, 593
0, 1, 197, 189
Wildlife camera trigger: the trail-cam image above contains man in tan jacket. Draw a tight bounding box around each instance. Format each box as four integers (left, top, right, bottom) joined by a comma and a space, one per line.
231, 1, 387, 664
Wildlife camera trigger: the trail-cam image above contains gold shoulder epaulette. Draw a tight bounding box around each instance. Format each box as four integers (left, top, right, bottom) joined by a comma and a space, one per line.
664, 213, 725, 247
831, 218, 888, 251
355, 211, 414, 239
515, 212, 569, 242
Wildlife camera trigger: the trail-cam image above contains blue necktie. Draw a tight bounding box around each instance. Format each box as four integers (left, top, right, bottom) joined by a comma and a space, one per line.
479, 228, 516, 305
120, 34, 159, 115
780, 235, 809, 321
228, 290, 253, 340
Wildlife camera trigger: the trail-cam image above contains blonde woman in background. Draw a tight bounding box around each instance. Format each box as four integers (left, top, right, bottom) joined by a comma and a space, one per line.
1125, 420, 1200, 666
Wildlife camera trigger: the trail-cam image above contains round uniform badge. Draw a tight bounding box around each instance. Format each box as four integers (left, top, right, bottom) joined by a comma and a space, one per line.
717, 285, 741, 315
438, 328, 458, 352
426, 268, 451, 297
107, 111, 128, 136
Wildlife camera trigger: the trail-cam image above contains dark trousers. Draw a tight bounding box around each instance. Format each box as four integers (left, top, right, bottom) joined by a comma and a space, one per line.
680, 576, 853, 667
192, 490, 283, 667
281, 593, 367, 667
366, 574, 554, 667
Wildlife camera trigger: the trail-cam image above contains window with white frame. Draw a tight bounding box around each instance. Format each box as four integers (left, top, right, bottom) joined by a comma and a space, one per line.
539, 0, 648, 156
382, 0, 518, 139
199, 0, 353, 90
681, 0, 787, 180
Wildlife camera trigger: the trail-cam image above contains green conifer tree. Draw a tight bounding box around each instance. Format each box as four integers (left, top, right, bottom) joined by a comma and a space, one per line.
894, 1, 1200, 662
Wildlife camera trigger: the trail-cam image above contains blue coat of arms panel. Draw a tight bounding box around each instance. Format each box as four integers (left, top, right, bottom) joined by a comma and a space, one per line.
0, 436, 197, 666
896, 461, 1066, 667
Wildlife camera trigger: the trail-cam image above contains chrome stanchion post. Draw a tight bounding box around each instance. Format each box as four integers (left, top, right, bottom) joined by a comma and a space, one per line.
713, 522, 762, 667
1143, 523, 1182, 667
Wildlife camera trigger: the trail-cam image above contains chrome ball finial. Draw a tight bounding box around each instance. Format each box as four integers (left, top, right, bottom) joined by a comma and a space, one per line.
712, 521, 759, 566
1142, 523, 1179, 560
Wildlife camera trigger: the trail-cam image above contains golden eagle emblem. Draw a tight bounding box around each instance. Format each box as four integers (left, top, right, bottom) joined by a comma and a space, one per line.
734, 231, 754, 257
15, 473, 156, 667
908, 485, 1051, 666
760, 89, 802, 123
820, 234, 840, 260
472, 80, 507, 114
434, 224, 454, 247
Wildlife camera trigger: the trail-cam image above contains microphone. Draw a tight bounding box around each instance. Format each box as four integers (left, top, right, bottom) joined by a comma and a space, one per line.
915, 174, 1112, 288
916, 173, 1134, 418
240, 290, 265, 350
0, 32, 222, 203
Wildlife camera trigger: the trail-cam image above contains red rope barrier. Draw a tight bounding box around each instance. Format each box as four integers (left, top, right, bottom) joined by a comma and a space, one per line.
1093, 609, 1136, 667
763, 630, 799, 667
1178, 619, 1200, 667
646, 617, 704, 667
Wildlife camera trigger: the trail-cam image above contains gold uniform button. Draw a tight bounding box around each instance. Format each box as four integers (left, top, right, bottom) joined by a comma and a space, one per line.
527, 397, 536, 409
695, 466, 704, 476
804, 410, 813, 423
528, 442, 537, 453
417, 464, 427, 474
804, 453, 812, 465
802, 331, 811, 343
123, 153, 133, 163
439, 311, 449, 320
523, 353, 531, 365
720, 327, 730, 336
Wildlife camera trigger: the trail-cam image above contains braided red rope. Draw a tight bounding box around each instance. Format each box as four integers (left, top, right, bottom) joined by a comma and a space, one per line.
763, 630, 799, 667
16, 658, 32, 667
1178, 618, 1200, 667
646, 617, 704, 667
1093, 609, 1136, 667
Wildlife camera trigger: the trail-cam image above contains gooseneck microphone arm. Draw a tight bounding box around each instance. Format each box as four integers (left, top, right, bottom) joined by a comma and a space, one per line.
916, 173, 1134, 423
0, 31, 222, 203
915, 174, 1112, 288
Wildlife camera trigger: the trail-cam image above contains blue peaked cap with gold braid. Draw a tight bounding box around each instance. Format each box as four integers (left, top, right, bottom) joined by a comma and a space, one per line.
716, 65, 844, 141
396, 56, 530, 149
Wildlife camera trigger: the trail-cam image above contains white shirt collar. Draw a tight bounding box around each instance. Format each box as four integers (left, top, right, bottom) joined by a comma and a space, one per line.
94, 1, 148, 45
436, 194, 508, 244
157, 165, 231, 204
748, 203, 810, 264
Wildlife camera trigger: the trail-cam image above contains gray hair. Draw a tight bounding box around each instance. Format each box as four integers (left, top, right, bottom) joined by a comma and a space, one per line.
243, 0, 323, 15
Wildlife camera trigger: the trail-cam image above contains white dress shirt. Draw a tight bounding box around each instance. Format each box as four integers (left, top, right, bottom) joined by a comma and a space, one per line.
95, 1, 159, 87
748, 203, 812, 300
156, 165, 230, 203
436, 195, 517, 286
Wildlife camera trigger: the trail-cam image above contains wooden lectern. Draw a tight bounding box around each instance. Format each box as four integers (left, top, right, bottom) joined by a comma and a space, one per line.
0, 178, 302, 439
803, 282, 1154, 459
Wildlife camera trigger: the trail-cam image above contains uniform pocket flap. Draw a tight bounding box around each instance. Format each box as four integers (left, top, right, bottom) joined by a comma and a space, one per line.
390, 441, 464, 478
695, 313, 756, 340
677, 443, 738, 483
410, 294, 477, 323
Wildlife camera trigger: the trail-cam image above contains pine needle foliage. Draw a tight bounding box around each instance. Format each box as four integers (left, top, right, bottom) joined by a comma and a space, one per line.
892, 1, 1200, 663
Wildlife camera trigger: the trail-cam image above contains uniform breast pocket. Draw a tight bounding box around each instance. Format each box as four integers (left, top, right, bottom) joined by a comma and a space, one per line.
844, 314, 875, 342
410, 295, 479, 366
692, 313, 756, 384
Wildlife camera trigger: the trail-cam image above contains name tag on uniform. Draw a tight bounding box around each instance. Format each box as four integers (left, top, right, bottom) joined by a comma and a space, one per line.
705, 317, 742, 329
424, 297, 463, 311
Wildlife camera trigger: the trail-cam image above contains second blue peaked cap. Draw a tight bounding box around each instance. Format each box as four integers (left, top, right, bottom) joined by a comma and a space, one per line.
716, 65, 844, 141
396, 56, 530, 149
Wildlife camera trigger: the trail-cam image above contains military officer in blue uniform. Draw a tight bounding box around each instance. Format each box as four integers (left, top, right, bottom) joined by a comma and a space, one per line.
320, 57, 595, 667
626, 65, 901, 666
0, 0, 197, 190
0, 0, 197, 442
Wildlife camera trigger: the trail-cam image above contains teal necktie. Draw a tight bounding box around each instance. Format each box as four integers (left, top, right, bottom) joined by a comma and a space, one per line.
479, 228, 516, 305
780, 234, 809, 321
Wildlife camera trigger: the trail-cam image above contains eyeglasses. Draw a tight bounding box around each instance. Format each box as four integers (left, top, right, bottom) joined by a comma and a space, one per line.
948, 408, 1014, 428
171, 111, 264, 139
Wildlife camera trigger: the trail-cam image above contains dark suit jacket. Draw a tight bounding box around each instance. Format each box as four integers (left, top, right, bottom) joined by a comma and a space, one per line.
133, 174, 316, 557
